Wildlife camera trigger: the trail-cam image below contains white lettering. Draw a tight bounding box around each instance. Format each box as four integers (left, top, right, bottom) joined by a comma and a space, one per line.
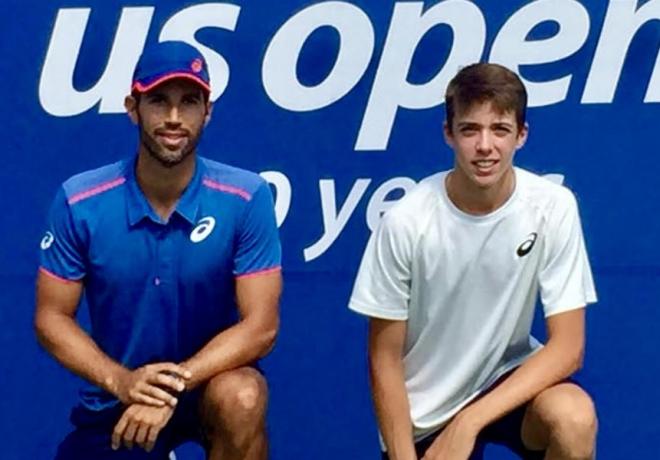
490, 0, 590, 107
39, 8, 153, 116
260, 171, 292, 227
366, 177, 417, 231
160, 3, 241, 102
39, 3, 660, 132
262, 1, 374, 111
303, 178, 371, 261
356, 0, 486, 150
583, 0, 660, 103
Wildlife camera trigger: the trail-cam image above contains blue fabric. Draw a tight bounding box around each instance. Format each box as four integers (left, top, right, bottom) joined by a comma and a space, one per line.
131, 41, 210, 93
55, 391, 204, 460
40, 155, 281, 410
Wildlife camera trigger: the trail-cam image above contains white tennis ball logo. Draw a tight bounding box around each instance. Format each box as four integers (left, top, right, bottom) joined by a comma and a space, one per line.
190, 217, 216, 243
40, 231, 55, 250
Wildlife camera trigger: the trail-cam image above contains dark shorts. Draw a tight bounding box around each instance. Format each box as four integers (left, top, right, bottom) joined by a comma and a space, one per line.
382, 371, 581, 460
409, 402, 544, 460
380, 403, 543, 460
55, 390, 206, 460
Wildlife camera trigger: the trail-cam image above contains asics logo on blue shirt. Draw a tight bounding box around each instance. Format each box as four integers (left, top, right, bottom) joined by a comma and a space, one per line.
40, 231, 55, 250
190, 217, 216, 243
516, 232, 538, 257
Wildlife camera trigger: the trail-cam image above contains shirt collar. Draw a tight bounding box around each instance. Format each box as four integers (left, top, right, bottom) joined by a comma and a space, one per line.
125, 155, 204, 227
173, 158, 203, 225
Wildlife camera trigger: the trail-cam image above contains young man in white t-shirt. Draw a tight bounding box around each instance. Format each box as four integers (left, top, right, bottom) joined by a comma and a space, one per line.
349, 63, 597, 460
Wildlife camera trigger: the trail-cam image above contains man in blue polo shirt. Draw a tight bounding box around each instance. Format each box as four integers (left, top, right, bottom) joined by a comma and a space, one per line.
35, 41, 282, 460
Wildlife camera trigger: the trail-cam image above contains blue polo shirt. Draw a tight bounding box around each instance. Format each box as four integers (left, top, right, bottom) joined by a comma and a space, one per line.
39, 155, 281, 411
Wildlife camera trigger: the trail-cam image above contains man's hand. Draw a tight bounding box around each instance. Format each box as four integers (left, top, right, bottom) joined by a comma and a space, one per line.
421, 415, 479, 460
111, 403, 175, 452
113, 363, 191, 407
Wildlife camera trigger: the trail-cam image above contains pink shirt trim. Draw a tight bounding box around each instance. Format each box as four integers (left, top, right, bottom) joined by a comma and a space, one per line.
39, 267, 82, 284
68, 177, 126, 205
202, 178, 252, 201
235, 266, 281, 279
132, 74, 211, 94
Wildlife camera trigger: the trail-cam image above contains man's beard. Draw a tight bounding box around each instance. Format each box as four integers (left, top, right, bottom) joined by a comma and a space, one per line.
138, 123, 201, 169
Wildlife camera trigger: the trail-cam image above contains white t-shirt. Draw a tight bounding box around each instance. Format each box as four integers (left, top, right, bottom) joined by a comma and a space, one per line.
349, 167, 597, 441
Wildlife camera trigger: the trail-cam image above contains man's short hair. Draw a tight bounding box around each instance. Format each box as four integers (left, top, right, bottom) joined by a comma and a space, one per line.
445, 63, 527, 131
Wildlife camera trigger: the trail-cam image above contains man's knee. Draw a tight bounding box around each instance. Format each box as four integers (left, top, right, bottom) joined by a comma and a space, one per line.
202, 367, 268, 426
542, 385, 597, 436
525, 384, 597, 458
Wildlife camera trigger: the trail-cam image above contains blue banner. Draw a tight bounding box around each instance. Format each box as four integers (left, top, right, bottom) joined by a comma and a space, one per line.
2, 1, 659, 458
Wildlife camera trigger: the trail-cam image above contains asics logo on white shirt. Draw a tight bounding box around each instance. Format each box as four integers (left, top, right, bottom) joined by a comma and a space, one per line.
190, 217, 216, 243
516, 232, 538, 257
40, 231, 55, 250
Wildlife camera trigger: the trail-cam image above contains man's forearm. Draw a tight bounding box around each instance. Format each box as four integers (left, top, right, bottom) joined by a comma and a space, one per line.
35, 309, 128, 397
458, 337, 582, 431
181, 318, 277, 389
370, 357, 417, 460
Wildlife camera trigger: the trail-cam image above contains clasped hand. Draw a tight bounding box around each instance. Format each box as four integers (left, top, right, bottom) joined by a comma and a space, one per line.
111, 363, 191, 452
114, 362, 191, 407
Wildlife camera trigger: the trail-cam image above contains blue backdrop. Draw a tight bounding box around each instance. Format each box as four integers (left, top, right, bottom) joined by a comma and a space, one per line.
2, 0, 659, 458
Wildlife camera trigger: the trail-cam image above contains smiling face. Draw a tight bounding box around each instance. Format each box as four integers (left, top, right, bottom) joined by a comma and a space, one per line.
125, 79, 211, 168
444, 100, 527, 193
442, 64, 529, 207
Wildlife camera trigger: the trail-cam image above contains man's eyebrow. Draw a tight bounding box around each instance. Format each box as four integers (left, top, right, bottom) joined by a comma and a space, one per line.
182, 91, 203, 99
145, 91, 166, 99
491, 121, 515, 128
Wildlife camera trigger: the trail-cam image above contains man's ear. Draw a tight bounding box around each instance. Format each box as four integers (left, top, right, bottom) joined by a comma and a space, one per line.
204, 102, 213, 127
516, 122, 529, 149
443, 121, 455, 148
124, 95, 139, 125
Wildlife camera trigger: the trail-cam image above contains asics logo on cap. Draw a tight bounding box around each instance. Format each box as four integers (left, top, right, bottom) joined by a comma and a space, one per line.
191, 58, 203, 73
516, 232, 538, 257
190, 217, 216, 243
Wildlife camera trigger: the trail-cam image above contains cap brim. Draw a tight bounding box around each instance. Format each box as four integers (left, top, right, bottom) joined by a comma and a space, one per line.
132, 73, 210, 94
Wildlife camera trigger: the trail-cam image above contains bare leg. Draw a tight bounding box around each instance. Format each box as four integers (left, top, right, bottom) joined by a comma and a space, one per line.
199, 367, 268, 460
521, 383, 597, 460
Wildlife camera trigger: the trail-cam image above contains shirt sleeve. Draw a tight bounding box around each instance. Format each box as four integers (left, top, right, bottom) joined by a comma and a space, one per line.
539, 190, 597, 317
233, 180, 282, 277
39, 187, 87, 281
348, 211, 413, 320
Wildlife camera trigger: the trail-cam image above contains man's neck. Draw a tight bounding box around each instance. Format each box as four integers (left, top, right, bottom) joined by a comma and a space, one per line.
135, 151, 196, 221
445, 168, 515, 216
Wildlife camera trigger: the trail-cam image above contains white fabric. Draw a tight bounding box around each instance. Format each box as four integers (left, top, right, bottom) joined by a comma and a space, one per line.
349, 167, 597, 440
